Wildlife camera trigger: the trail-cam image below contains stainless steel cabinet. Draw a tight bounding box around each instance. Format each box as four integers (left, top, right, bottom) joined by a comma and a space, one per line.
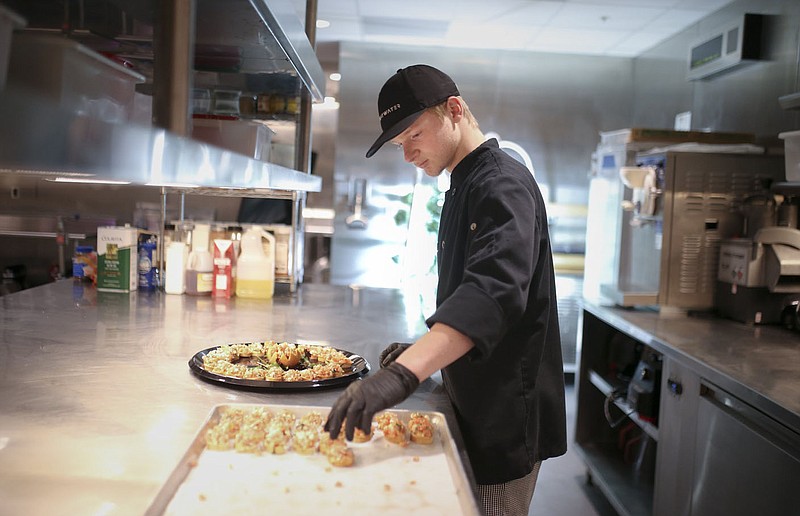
653, 358, 700, 516
577, 307, 800, 516
690, 382, 800, 516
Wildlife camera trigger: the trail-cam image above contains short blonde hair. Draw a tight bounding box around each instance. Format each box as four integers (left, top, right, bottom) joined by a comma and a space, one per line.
429, 97, 480, 129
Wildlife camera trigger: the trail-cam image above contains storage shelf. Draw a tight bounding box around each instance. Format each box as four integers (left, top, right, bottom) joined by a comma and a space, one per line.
588, 369, 659, 441
574, 442, 654, 516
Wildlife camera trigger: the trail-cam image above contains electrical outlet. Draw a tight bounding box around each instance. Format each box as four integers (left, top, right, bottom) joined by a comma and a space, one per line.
10, 187, 21, 199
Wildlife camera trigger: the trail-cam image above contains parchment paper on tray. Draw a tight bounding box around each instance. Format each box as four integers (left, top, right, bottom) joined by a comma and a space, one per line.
146, 404, 480, 516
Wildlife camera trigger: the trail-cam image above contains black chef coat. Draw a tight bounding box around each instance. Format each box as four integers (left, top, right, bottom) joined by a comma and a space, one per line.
426, 138, 567, 485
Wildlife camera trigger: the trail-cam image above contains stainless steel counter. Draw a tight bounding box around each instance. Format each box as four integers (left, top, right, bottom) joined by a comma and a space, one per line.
583, 302, 800, 432
0, 281, 459, 515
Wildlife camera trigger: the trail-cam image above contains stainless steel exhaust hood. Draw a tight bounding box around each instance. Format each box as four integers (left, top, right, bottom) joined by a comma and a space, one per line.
0, 88, 321, 194
0, 0, 324, 195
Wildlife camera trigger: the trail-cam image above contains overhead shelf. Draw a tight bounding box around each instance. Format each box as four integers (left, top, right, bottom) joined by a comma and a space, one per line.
0, 0, 324, 193
0, 89, 321, 193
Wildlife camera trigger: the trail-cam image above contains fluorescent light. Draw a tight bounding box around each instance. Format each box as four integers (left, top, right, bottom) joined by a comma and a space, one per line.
304, 208, 335, 219
145, 182, 200, 188
313, 97, 340, 110
49, 177, 132, 185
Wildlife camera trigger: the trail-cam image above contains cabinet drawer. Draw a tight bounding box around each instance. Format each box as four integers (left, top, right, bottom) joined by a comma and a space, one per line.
691, 382, 800, 516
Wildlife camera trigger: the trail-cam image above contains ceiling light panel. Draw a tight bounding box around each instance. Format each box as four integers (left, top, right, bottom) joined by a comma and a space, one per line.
356, 0, 457, 20
362, 17, 449, 38
548, 4, 666, 30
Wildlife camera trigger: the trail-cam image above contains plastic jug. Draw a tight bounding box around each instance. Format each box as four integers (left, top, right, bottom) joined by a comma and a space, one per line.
235, 226, 275, 299
185, 223, 213, 296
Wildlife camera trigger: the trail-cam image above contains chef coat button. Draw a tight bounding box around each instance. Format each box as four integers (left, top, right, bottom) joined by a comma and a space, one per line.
470, 222, 477, 231
441, 240, 445, 249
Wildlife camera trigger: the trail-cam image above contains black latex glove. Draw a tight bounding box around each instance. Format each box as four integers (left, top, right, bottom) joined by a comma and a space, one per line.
379, 342, 412, 368
324, 362, 419, 441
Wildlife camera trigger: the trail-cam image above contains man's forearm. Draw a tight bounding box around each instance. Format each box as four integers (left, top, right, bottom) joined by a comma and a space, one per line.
396, 322, 474, 381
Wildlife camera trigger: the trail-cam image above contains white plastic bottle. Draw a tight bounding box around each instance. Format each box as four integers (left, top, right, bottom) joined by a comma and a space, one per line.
185, 223, 213, 296
235, 226, 275, 299
164, 241, 188, 294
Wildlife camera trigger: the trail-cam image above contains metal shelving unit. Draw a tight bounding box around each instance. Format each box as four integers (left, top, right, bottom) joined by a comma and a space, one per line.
0, 0, 325, 289
575, 309, 660, 516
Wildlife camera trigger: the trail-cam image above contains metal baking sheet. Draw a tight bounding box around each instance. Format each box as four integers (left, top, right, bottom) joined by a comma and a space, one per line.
188, 344, 370, 390
145, 404, 480, 515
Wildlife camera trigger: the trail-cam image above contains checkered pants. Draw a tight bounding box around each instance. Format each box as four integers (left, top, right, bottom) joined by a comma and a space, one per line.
476, 461, 542, 516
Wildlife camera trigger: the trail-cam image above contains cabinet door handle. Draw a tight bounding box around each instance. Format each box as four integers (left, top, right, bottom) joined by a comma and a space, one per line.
667, 378, 683, 396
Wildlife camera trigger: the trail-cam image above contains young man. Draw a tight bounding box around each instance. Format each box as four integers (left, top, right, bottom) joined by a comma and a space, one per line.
325, 64, 567, 515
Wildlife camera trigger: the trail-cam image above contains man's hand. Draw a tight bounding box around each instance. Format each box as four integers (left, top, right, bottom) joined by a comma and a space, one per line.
379, 342, 412, 368
324, 362, 419, 441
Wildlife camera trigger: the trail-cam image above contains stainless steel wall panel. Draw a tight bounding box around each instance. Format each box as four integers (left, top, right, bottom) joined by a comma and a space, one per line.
331, 42, 636, 286
632, 0, 800, 137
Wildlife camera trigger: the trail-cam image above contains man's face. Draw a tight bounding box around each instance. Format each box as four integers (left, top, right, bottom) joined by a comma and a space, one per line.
390, 108, 458, 177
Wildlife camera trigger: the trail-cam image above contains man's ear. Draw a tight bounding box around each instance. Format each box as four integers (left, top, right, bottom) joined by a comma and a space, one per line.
446, 96, 463, 122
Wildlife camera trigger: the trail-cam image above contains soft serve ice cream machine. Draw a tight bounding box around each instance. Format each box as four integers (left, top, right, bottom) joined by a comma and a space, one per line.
600, 149, 785, 312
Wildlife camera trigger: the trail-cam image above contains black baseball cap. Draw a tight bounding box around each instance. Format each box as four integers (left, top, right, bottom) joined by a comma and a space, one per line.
365, 64, 460, 158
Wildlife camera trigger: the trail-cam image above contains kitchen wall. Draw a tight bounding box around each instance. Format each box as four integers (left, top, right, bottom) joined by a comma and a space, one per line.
631, 0, 800, 136
326, 0, 800, 289
330, 44, 634, 286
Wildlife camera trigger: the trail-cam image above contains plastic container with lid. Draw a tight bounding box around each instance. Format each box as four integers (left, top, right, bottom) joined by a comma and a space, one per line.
7, 32, 145, 123
191, 118, 273, 161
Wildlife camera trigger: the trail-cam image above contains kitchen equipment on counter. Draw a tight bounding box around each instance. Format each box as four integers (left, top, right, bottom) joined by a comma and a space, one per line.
716, 226, 800, 324
583, 129, 755, 303
716, 182, 800, 324
599, 149, 785, 311
741, 192, 778, 237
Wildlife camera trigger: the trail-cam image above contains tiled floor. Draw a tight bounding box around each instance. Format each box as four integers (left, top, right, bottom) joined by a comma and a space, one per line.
529, 380, 619, 516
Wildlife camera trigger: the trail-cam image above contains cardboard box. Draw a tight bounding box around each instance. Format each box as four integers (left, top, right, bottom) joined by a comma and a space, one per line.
600, 128, 755, 146
97, 226, 139, 293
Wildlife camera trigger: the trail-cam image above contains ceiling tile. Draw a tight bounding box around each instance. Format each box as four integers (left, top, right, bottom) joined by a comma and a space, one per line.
357, 0, 457, 20
447, 23, 541, 49
548, 4, 666, 30
529, 27, 629, 54
309, 0, 738, 57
